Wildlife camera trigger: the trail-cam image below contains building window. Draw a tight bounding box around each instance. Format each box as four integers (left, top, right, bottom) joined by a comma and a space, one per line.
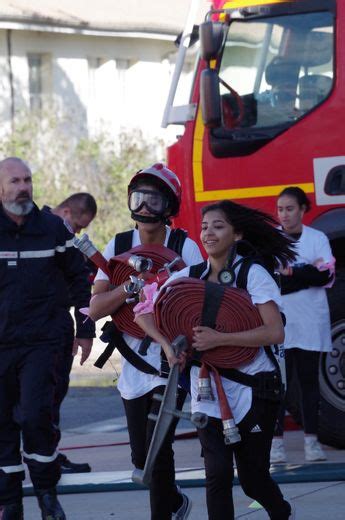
27, 53, 51, 111
28, 54, 42, 110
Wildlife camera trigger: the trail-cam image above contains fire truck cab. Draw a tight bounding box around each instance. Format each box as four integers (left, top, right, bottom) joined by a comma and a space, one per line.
163, 0, 345, 448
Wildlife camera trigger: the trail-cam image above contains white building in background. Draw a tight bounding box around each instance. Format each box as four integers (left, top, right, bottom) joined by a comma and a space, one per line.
0, 0, 207, 143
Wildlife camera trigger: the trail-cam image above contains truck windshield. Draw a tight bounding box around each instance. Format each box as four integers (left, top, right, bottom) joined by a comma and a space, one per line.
218, 11, 333, 132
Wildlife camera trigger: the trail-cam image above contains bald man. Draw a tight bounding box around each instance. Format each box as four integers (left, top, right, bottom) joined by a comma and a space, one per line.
0, 158, 93, 519
43, 193, 97, 475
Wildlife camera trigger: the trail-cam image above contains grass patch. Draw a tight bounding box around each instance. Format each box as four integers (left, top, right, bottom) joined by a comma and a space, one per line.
69, 375, 118, 387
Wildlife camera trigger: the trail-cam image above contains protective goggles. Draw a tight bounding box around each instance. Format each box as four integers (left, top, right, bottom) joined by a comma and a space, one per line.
128, 189, 169, 215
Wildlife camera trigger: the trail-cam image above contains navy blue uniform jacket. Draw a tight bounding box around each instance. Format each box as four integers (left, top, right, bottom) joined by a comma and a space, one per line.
0, 203, 93, 348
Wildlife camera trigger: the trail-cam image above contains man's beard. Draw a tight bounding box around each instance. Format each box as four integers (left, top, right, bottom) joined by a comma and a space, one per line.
2, 199, 34, 216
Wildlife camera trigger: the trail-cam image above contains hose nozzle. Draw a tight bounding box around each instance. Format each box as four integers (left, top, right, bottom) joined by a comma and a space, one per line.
158, 256, 181, 277
73, 233, 97, 258
197, 377, 215, 401
222, 419, 241, 445
123, 275, 145, 297
128, 255, 153, 273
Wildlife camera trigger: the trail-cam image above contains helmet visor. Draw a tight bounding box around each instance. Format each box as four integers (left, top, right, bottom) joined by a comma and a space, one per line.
128, 189, 169, 215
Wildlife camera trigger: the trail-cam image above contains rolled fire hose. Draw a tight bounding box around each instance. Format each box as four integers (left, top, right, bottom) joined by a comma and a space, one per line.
154, 277, 263, 444
107, 245, 185, 337
74, 234, 186, 338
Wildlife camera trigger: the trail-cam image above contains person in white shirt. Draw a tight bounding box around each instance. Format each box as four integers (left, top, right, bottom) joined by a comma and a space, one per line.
135, 200, 296, 520
89, 164, 203, 520
271, 187, 334, 464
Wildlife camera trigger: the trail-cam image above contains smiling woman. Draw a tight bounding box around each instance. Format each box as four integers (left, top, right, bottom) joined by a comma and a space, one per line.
134, 199, 296, 520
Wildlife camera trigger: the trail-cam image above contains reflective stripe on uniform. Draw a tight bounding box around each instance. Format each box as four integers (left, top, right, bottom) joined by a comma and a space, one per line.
0, 464, 25, 474
0, 252, 18, 259
23, 451, 58, 463
20, 249, 55, 258
56, 238, 75, 252
6, 238, 76, 259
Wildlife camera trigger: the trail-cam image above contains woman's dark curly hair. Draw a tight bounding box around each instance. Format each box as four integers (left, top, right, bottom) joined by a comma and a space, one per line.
201, 200, 296, 271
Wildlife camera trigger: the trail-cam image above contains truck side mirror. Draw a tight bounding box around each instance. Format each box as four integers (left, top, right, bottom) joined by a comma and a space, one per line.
200, 21, 224, 62
200, 68, 222, 128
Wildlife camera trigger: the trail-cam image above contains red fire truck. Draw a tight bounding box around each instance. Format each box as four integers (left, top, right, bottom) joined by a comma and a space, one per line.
163, 0, 345, 447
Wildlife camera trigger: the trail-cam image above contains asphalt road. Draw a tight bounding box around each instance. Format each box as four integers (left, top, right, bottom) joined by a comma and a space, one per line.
60, 386, 123, 430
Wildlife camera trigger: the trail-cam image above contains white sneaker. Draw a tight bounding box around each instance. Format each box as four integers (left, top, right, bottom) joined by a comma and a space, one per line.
304, 438, 327, 462
173, 486, 192, 519
270, 437, 287, 463
289, 502, 296, 519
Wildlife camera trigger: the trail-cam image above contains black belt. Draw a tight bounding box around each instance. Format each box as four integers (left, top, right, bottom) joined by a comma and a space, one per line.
191, 359, 283, 402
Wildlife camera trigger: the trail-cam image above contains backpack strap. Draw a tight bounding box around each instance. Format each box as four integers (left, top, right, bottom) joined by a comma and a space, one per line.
114, 228, 186, 256
216, 366, 283, 402
167, 228, 187, 256
114, 230, 134, 256
236, 256, 262, 290
189, 261, 208, 279
94, 321, 159, 375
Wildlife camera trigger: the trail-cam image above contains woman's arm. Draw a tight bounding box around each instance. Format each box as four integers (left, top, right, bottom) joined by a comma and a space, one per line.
134, 312, 184, 368
192, 300, 284, 351
88, 280, 128, 321
279, 264, 333, 294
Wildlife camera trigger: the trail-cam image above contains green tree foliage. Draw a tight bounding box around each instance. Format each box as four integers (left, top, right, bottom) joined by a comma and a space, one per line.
0, 108, 163, 249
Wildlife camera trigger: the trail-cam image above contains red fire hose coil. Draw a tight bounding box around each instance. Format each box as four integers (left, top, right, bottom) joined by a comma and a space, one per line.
154, 278, 263, 421
107, 244, 186, 338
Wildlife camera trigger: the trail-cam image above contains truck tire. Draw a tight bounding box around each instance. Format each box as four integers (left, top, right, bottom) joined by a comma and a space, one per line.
318, 268, 345, 448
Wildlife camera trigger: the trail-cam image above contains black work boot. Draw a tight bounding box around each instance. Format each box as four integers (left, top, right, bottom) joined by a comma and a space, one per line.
35, 488, 66, 520
0, 502, 24, 520
57, 453, 91, 474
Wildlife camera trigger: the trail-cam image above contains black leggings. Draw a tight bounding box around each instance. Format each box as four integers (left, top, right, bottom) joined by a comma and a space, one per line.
275, 348, 321, 436
197, 397, 292, 520
122, 385, 186, 520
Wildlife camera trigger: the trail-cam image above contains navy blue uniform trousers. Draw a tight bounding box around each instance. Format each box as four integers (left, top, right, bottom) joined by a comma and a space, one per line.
0, 345, 61, 505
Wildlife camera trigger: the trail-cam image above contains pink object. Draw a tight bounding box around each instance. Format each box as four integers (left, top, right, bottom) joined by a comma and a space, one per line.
133, 282, 158, 316
79, 307, 93, 324
314, 256, 336, 288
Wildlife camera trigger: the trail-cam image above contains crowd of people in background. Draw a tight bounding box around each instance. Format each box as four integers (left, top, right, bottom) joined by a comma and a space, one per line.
0, 156, 335, 520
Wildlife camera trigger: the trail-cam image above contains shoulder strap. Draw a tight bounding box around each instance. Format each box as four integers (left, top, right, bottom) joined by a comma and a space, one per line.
236, 257, 259, 290
167, 228, 187, 256
189, 261, 208, 279
94, 321, 159, 375
236, 259, 285, 371
264, 345, 281, 372
114, 230, 134, 255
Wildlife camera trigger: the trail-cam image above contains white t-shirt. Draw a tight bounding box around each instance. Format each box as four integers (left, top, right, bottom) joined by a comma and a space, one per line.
282, 225, 333, 352
94, 227, 203, 399
164, 258, 281, 423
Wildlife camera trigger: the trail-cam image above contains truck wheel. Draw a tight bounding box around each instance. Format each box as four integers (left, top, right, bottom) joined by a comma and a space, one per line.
318, 269, 345, 448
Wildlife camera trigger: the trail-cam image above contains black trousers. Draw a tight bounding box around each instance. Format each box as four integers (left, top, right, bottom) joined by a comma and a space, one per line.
122, 385, 186, 520
52, 315, 75, 445
275, 348, 321, 436
197, 396, 292, 520
0, 345, 61, 505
